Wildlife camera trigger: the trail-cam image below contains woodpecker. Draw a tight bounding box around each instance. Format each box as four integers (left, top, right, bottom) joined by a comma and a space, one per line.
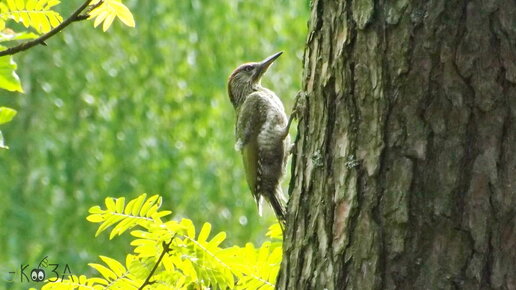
227, 51, 294, 226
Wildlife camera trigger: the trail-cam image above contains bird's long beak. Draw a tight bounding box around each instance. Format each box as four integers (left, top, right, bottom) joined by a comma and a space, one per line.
253, 51, 282, 82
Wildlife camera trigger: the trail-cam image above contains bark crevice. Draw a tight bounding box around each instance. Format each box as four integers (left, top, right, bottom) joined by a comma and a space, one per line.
279, 0, 515, 289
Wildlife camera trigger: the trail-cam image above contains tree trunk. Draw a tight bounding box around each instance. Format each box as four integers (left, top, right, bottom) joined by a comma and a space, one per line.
279, 0, 515, 289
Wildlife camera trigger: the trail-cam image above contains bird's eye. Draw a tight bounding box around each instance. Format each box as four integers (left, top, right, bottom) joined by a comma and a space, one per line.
243, 65, 253, 72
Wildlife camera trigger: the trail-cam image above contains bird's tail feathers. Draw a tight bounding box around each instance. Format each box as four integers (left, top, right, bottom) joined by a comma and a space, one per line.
256, 195, 265, 216
268, 188, 286, 227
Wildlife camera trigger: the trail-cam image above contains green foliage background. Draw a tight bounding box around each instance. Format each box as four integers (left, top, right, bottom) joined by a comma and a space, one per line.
0, 0, 308, 287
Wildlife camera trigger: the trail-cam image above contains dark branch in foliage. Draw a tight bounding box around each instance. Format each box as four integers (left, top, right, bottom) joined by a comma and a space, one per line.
0, 0, 104, 57
138, 238, 174, 290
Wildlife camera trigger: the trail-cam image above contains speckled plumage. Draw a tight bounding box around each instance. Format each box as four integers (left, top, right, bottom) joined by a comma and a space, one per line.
227, 52, 291, 225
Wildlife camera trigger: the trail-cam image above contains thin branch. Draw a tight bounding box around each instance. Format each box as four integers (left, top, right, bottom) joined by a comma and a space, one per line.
138, 238, 174, 290
76, 0, 105, 21
0, 0, 100, 57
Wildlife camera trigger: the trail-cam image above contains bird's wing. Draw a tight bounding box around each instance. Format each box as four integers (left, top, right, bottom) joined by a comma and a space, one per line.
242, 137, 263, 215
236, 93, 267, 215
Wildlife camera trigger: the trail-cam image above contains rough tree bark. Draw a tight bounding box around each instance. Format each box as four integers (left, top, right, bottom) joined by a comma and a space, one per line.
279, 0, 515, 289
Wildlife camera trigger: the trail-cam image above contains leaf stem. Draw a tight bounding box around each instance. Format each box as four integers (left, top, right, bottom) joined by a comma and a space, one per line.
138, 237, 174, 290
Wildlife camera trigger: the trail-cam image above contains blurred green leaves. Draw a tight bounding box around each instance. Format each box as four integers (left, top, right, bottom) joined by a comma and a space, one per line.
0, 1, 308, 288
0, 0, 64, 93
0, 0, 137, 154
0, 0, 137, 92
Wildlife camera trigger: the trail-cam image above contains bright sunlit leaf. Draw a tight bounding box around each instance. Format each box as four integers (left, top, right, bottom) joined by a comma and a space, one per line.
109, 0, 134, 27
266, 223, 283, 240
89, 0, 135, 31
0, 106, 17, 124
0, 53, 23, 92
44, 194, 284, 289
0, 0, 63, 33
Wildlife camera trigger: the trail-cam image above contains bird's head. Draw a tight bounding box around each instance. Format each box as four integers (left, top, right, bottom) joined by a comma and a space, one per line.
228, 51, 282, 108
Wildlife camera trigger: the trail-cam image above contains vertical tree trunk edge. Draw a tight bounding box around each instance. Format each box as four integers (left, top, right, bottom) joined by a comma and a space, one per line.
279, 0, 515, 289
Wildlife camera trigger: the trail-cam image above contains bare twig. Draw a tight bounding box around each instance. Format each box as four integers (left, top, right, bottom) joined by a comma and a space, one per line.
0, 0, 101, 57
138, 238, 174, 290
